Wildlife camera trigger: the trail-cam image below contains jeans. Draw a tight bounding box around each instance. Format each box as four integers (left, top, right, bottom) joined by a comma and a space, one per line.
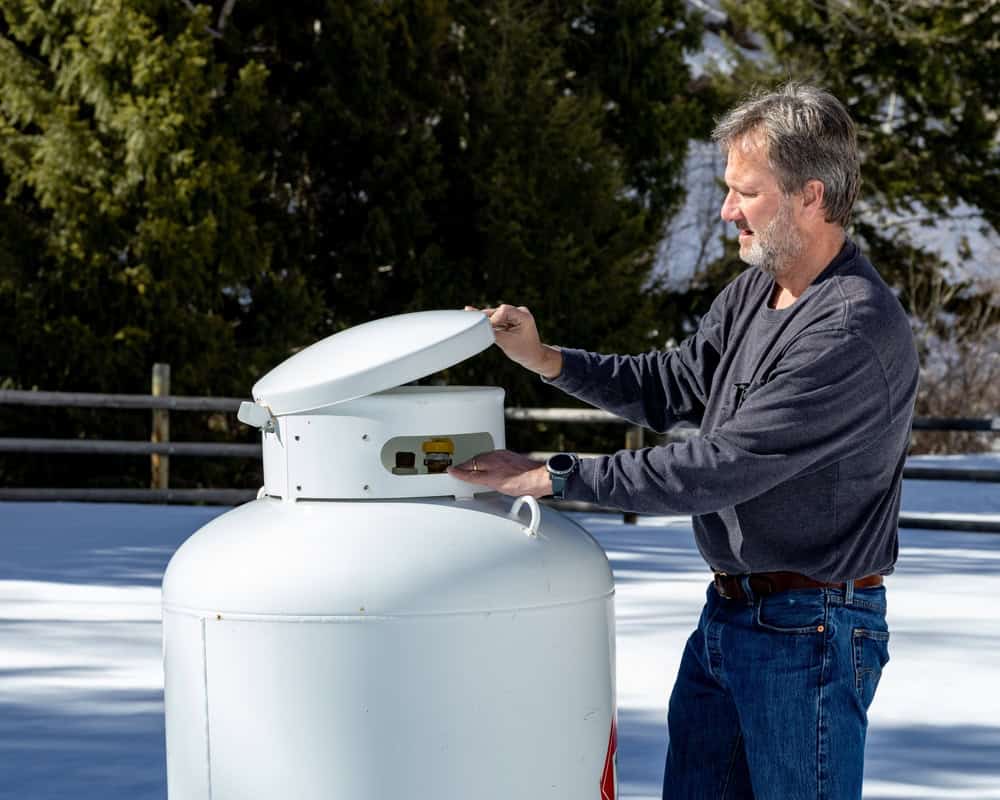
662, 581, 890, 799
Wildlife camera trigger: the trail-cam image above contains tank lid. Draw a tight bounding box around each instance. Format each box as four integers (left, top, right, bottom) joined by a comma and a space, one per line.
249, 310, 494, 415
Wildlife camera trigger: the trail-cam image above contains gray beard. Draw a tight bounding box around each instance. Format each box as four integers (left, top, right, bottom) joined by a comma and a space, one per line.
755, 249, 788, 278
740, 203, 803, 277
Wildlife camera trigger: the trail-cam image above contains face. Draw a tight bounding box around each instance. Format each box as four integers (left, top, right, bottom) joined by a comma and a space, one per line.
720, 140, 804, 277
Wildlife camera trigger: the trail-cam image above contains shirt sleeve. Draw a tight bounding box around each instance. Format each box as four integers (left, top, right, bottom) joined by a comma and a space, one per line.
564, 329, 894, 514
545, 292, 726, 433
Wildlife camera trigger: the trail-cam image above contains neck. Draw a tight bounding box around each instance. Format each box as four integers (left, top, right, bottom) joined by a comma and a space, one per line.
770, 228, 846, 309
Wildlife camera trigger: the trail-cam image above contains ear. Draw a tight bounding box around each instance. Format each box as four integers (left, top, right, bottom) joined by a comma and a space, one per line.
800, 179, 826, 219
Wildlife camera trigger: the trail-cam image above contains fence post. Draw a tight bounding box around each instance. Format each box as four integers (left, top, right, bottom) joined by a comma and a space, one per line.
623, 425, 645, 524
151, 363, 170, 490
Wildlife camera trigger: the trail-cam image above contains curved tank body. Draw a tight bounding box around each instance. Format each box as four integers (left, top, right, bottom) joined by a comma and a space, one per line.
161, 312, 618, 800
162, 494, 616, 800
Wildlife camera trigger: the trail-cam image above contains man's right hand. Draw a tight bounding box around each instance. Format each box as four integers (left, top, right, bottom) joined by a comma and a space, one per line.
464, 304, 563, 380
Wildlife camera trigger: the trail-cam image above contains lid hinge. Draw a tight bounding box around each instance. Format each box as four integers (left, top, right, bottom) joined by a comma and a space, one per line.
238, 401, 277, 433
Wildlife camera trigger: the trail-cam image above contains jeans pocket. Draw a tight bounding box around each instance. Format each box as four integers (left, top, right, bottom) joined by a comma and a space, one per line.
754, 591, 826, 634
853, 628, 890, 707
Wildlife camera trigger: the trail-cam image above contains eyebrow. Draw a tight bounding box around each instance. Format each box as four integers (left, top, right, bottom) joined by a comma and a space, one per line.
725, 179, 758, 193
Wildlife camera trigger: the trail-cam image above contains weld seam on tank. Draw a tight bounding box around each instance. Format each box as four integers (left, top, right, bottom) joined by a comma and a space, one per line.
162, 591, 615, 622
200, 617, 214, 799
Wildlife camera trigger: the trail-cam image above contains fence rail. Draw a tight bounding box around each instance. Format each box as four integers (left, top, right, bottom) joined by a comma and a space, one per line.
0, 438, 260, 458
0, 487, 256, 504
0, 388, 243, 411
5, 388, 998, 431
2, 383, 998, 532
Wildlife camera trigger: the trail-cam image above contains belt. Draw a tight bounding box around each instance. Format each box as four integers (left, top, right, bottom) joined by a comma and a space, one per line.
712, 570, 883, 602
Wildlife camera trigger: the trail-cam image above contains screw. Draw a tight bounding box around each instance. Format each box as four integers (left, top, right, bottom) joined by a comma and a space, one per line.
296, 485, 302, 491
362, 434, 369, 441
363, 484, 370, 491
294, 435, 300, 441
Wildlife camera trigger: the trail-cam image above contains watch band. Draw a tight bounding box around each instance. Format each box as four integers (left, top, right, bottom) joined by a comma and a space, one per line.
546, 453, 579, 500
550, 472, 569, 500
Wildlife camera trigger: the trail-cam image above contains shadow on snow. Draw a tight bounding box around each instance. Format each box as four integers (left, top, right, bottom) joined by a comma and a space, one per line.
0, 690, 166, 800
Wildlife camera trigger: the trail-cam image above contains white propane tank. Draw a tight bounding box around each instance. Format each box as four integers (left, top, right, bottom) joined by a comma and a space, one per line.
162, 311, 617, 800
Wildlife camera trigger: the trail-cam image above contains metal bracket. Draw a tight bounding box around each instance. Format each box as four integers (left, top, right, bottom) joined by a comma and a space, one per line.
237, 401, 277, 434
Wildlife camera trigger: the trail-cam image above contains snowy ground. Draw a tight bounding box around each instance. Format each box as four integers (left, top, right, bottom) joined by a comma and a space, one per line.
2, 456, 999, 800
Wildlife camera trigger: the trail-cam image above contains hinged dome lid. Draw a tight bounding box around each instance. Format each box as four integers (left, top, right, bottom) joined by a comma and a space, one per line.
249, 310, 494, 415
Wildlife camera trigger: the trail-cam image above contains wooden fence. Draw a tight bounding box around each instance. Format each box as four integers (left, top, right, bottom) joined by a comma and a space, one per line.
2, 365, 999, 532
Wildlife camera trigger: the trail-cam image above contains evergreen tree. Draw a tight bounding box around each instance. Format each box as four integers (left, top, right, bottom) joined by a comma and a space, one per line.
0, 0, 320, 395
0, 0, 320, 487
0, 0, 707, 486
213, 0, 707, 456
224, 0, 706, 398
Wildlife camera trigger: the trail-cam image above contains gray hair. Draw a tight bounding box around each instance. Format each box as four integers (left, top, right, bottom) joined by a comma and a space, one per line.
712, 83, 861, 228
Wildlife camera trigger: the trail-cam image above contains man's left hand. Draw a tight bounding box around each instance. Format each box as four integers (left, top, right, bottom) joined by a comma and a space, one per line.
448, 450, 552, 498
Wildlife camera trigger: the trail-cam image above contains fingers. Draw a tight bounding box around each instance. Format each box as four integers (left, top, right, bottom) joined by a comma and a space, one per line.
462, 304, 532, 331
489, 303, 531, 333
450, 451, 492, 485
447, 459, 502, 489
452, 450, 542, 475
447, 465, 494, 486
453, 450, 507, 471
452, 450, 502, 472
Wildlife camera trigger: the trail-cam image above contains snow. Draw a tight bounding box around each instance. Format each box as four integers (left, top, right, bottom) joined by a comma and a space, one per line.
859, 199, 1000, 302
652, 141, 727, 291
2, 459, 999, 799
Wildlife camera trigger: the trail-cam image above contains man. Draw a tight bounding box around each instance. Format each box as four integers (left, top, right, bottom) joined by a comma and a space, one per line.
450, 83, 919, 799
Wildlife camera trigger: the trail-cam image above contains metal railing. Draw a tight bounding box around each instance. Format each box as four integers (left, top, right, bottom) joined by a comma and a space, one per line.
1, 381, 998, 532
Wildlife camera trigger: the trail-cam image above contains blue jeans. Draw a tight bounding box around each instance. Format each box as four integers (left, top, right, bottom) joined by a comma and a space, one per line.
662, 581, 890, 799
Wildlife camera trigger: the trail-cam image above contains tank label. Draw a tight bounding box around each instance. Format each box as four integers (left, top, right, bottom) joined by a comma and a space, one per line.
601, 713, 617, 800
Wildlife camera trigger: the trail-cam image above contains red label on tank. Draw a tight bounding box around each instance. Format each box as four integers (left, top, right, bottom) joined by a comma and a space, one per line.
601, 714, 617, 800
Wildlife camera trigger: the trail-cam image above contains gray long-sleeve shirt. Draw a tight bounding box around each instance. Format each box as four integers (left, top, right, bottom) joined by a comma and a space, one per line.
550, 241, 919, 582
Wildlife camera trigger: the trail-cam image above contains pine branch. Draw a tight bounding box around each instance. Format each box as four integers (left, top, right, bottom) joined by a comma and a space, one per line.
177, 0, 223, 39
218, 0, 237, 33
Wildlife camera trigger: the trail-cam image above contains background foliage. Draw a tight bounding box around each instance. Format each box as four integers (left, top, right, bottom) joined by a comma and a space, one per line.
1, 0, 996, 488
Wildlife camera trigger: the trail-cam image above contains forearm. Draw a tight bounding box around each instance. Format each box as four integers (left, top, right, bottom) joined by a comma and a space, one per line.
546, 348, 708, 433
534, 344, 564, 380
561, 334, 897, 513
564, 437, 784, 515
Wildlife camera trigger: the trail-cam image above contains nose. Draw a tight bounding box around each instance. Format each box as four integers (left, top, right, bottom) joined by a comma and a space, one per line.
720, 189, 740, 222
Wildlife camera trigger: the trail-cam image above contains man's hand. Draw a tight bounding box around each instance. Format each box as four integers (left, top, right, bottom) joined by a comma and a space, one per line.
464, 304, 563, 379
448, 450, 553, 498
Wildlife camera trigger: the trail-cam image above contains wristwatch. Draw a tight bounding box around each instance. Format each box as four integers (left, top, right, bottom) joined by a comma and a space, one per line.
546, 452, 579, 500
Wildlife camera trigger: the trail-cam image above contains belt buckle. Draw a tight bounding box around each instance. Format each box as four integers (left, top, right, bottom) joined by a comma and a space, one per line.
713, 572, 734, 600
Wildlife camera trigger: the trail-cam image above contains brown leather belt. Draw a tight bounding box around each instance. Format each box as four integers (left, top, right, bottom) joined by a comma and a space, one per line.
712, 570, 883, 602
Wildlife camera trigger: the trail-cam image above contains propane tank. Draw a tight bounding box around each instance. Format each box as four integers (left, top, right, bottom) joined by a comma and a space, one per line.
162, 310, 617, 800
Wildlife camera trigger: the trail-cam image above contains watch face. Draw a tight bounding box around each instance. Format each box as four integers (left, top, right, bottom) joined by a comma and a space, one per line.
548, 453, 576, 473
